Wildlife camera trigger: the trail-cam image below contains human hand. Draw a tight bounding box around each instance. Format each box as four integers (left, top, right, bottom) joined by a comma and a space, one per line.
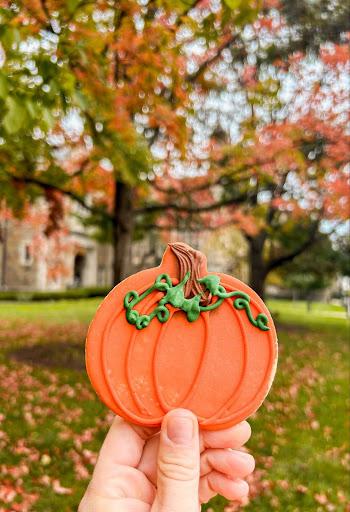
79, 409, 254, 512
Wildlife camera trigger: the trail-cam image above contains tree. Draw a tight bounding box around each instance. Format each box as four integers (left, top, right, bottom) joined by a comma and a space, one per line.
0, 0, 260, 283
1, 1, 348, 294
142, 1, 350, 298
334, 236, 350, 279
277, 234, 341, 307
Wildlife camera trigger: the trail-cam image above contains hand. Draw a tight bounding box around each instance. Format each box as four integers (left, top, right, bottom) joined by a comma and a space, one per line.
79, 409, 254, 512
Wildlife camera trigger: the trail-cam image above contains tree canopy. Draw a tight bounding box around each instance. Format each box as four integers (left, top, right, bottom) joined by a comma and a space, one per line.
0, 0, 349, 293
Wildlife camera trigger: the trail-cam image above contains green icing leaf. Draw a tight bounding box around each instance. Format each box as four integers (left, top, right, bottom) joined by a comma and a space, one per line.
182, 295, 201, 322
162, 283, 186, 308
198, 275, 221, 294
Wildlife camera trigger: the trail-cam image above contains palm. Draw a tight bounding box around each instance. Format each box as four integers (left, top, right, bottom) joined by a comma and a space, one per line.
80, 417, 254, 512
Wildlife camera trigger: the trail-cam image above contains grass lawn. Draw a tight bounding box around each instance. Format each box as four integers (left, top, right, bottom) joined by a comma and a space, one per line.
0, 299, 349, 511
0, 298, 102, 323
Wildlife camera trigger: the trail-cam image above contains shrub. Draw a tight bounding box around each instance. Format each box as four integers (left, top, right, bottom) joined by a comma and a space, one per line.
0, 287, 112, 301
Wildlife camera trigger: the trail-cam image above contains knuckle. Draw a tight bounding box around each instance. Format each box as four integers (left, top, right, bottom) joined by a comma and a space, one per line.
158, 452, 198, 481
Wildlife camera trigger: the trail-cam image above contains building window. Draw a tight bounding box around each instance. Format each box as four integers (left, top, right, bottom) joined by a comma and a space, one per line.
20, 242, 34, 267
73, 253, 86, 287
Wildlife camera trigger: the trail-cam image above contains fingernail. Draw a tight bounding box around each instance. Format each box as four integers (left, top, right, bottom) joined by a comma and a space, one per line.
166, 412, 195, 446
235, 451, 253, 461
234, 479, 250, 498
235, 451, 255, 472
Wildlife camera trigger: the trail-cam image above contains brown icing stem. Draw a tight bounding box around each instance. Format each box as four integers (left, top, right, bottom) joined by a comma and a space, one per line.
168, 242, 212, 305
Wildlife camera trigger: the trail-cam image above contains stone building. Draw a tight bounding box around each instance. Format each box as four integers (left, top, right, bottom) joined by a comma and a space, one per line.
0, 217, 109, 291
0, 212, 248, 291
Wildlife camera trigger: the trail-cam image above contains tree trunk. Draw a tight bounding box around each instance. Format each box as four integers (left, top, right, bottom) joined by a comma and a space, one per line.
247, 234, 267, 300
112, 180, 134, 284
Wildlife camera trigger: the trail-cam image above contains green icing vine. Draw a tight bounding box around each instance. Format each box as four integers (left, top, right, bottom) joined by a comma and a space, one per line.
124, 272, 270, 331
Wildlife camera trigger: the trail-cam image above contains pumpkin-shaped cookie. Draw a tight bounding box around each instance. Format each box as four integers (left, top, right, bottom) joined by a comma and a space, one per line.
86, 242, 278, 430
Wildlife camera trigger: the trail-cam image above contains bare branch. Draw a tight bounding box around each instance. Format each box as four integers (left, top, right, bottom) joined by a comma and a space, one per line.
149, 164, 255, 195
266, 220, 320, 272
135, 192, 248, 215
143, 217, 241, 232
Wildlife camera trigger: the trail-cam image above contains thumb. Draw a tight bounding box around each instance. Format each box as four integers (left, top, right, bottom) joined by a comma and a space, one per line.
153, 409, 200, 512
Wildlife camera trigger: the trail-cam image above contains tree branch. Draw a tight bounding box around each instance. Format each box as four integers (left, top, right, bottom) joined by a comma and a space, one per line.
142, 217, 241, 232
266, 220, 320, 272
8, 173, 113, 222
266, 171, 289, 226
149, 169, 250, 195
69, 158, 90, 178
186, 33, 238, 83
135, 192, 248, 215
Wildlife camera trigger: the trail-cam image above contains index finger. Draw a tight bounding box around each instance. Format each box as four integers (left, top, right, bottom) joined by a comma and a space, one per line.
96, 416, 157, 470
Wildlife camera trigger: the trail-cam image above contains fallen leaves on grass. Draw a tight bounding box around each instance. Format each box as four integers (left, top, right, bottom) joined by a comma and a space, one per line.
0, 483, 38, 511
52, 479, 73, 496
0, 319, 349, 511
0, 320, 105, 510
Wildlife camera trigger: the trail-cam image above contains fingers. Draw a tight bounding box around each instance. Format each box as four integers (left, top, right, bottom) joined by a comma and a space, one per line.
152, 409, 200, 512
200, 421, 251, 451
140, 441, 255, 486
139, 420, 253, 486
79, 494, 151, 512
199, 449, 254, 504
200, 448, 255, 478
97, 416, 149, 469
87, 416, 156, 503
199, 471, 249, 504
138, 434, 159, 484
89, 465, 156, 503
199, 422, 253, 505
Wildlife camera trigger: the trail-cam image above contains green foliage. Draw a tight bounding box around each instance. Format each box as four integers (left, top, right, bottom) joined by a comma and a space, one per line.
0, 72, 8, 98
157, 0, 195, 12
278, 235, 340, 296
3, 96, 29, 134
0, 0, 262, 243
334, 236, 350, 278
223, 0, 242, 9
0, 1, 152, 216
